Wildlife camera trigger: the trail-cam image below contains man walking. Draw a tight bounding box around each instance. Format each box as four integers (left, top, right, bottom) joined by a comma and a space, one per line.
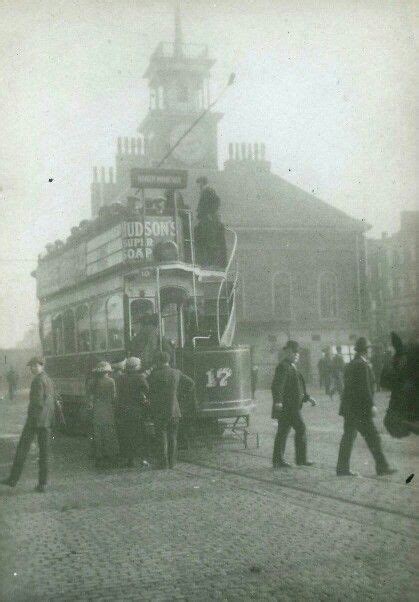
271, 340, 316, 468
148, 351, 195, 469
1, 357, 55, 492
336, 337, 397, 477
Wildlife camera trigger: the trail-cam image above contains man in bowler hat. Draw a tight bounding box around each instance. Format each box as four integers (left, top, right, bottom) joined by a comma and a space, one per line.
271, 340, 316, 468
1, 357, 55, 492
336, 337, 397, 477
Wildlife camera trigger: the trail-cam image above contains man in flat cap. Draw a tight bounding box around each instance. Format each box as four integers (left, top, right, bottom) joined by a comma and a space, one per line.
336, 337, 397, 477
271, 340, 316, 468
1, 357, 55, 492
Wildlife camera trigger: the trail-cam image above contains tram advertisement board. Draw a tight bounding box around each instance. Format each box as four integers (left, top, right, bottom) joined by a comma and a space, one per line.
122, 216, 176, 261
36, 242, 87, 297
130, 168, 187, 190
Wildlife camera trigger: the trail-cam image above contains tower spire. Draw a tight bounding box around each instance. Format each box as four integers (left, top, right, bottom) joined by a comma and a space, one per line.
174, 2, 183, 57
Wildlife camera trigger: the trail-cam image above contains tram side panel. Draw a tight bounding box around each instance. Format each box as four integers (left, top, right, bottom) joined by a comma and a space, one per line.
180, 346, 254, 420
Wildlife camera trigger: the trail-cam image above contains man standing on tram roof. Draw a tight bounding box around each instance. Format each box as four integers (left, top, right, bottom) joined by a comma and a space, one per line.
194, 186, 227, 270
271, 340, 316, 469
1, 357, 55, 493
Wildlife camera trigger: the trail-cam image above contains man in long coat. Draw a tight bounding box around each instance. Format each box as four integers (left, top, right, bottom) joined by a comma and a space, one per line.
271, 340, 316, 468
1, 357, 55, 492
148, 351, 195, 469
336, 337, 397, 476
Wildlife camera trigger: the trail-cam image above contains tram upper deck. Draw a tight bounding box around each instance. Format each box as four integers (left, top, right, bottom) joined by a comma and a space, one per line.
33, 169, 253, 423
34, 169, 238, 357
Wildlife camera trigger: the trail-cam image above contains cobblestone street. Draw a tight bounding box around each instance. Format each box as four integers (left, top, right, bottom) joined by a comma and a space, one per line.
1, 388, 418, 601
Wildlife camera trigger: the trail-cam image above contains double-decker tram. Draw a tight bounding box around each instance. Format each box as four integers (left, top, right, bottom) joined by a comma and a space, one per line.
34, 168, 254, 432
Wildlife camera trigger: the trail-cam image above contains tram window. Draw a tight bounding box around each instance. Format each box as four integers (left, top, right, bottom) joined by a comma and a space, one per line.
63, 309, 76, 354
41, 315, 53, 356
76, 304, 91, 352
90, 299, 107, 351
107, 295, 124, 349
52, 314, 64, 356
162, 302, 182, 347
130, 298, 154, 337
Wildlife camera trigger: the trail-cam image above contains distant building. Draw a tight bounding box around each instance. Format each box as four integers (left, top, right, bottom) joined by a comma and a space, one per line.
368, 211, 419, 343
86, 8, 370, 382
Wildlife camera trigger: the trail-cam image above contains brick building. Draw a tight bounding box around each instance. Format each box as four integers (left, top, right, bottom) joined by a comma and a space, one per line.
368, 211, 419, 344
89, 9, 369, 383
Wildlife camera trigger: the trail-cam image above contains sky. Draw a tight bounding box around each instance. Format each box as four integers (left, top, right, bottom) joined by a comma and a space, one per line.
0, 0, 417, 347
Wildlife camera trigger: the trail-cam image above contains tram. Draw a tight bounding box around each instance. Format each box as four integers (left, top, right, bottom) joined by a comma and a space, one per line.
33, 168, 254, 431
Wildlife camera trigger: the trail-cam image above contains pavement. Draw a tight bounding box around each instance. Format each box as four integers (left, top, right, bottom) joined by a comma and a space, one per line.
0, 387, 418, 601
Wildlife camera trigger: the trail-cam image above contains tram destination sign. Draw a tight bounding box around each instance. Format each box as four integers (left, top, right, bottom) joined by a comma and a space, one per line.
130, 168, 188, 190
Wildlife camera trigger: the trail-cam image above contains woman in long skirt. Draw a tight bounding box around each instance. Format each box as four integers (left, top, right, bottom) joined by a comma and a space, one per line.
90, 361, 119, 468
116, 356, 149, 467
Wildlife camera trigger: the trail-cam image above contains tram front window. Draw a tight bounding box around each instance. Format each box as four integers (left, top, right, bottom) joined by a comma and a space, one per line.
76, 304, 91, 352
130, 298, 154, 338
91, 299, 107, 351
41, 315, 53, 356
63, 309, 76, 354
52, 314, 64, 355
162, 302, 183, 348
107, 295, 124, 349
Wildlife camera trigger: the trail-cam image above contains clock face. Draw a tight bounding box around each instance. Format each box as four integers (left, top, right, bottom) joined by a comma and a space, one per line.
169, 122, 207, 165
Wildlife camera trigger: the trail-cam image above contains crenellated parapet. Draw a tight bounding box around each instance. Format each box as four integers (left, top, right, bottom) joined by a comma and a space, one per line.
91, 166, 119, 217
224, 142, 271, 173
115, 136, 149, 187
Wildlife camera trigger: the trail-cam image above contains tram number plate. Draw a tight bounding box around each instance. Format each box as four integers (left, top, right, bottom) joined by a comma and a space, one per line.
206, 368, 232, 388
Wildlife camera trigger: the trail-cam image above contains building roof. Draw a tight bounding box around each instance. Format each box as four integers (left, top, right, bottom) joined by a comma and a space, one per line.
181, 165, 369, 232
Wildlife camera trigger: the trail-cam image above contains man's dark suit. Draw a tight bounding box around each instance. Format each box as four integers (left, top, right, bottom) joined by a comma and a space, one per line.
148, 365, 195, 468
337, 354, 389, 474
271, 359, 310, 465
8, 371, 55, 486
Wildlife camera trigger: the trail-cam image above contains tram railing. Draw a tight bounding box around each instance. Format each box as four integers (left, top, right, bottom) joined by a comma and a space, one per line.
216, 227, 238, 346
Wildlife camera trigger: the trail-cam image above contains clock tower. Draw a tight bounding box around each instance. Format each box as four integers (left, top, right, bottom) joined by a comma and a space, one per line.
138, 6, 222, 169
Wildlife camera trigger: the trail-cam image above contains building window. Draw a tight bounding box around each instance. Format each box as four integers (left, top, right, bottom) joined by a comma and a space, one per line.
76, 304, 91, 352
91, 299, 107, 351
63, 309, 76, 354
107, 295, 124, 350
272, 272, 292, 322
318, 272, 338, 319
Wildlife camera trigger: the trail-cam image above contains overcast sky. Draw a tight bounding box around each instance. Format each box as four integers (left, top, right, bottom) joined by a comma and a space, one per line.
0, 0, 417, 347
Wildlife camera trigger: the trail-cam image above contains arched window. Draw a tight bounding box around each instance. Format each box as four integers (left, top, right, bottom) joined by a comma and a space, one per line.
319, 272, 338, 319
106, 294, 124, 350
52, 314, 64, 355
41, 315, 53, 356
91, 299, 107, 351
272, 272, 292, 322
76, 304, 91, 352
63, 309, 76, 354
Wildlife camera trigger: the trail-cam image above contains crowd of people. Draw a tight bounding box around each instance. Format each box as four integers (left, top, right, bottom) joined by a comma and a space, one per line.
1, 351, 196, 493
1, 332, 417, 493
